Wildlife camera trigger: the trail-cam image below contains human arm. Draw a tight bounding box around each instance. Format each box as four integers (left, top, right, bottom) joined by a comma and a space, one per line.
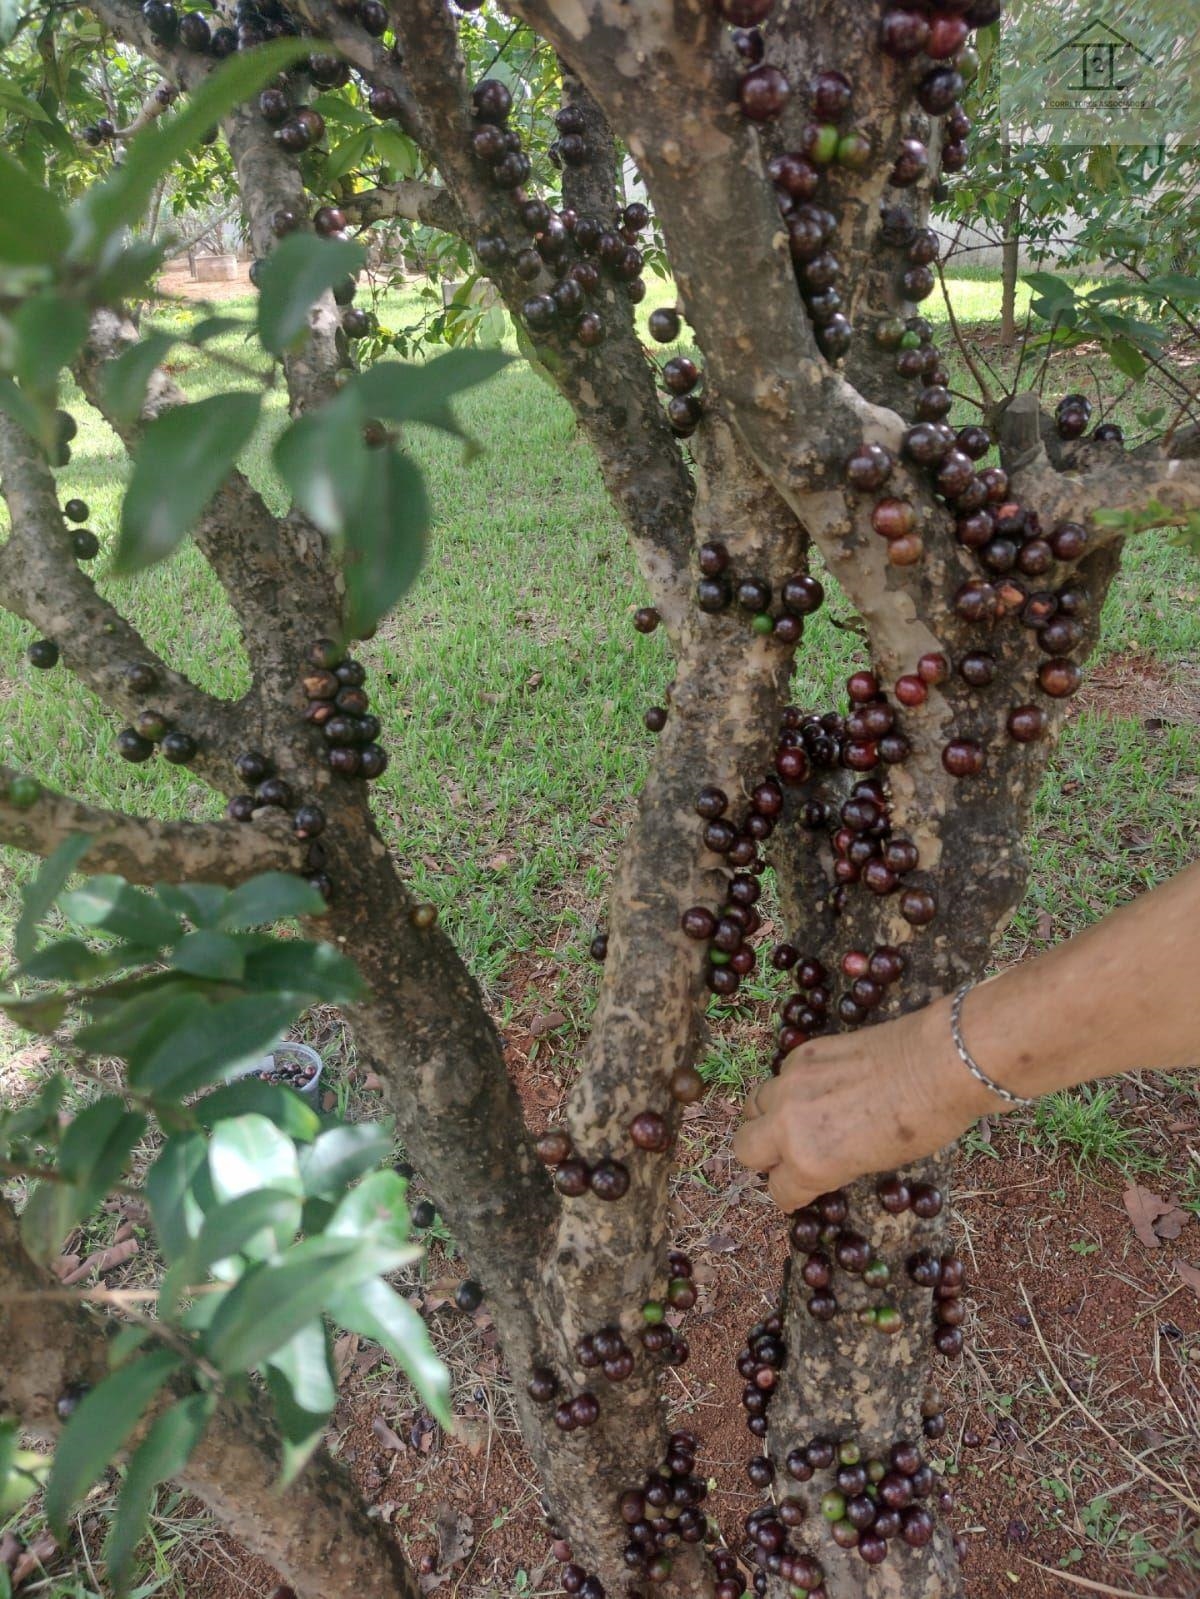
732, 860, 1200, 1212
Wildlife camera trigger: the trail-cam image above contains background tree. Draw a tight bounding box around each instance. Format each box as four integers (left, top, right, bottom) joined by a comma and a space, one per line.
1, 3, 1199, 1599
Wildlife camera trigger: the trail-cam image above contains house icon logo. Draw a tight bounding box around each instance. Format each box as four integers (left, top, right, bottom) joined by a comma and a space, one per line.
1048, 19, 1152, 95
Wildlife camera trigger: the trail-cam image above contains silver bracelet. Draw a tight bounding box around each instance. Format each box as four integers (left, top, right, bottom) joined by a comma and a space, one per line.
950, 984, 1035, 1108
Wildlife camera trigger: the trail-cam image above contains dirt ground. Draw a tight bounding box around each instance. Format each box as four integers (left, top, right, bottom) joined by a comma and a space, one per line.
172, 659, 1200, 1599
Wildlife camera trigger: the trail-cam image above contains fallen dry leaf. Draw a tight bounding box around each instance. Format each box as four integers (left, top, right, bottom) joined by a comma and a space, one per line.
11, 1533, 55, 1588
362, 1070, 384, 1092
1123, 1184, 1177, 1249
1035, 910, 1053, 941
701, 1232, 739, 1254
529, 1010, 566, 1037
435, 1503, 474, 1567
51, 1254, 81, 1281
334, 1332, 359, 1380
1174, 1261, 1200, 1300
371, 1415, 406, 1453
1154, 1206, 1190, 1242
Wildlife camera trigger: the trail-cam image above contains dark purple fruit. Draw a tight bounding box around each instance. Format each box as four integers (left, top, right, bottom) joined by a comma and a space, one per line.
590, 1160, 630, 1201
27, 639, 59, 669
739, 65, 790, 122
256, 777, 292, 807
116, 728, 154, 762
648, 307, 681, 343
160, 730, 197, 765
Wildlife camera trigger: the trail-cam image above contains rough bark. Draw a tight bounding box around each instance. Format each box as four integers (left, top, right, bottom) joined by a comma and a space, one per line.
8, 4, 1200, 1599
0, 775, 302, 885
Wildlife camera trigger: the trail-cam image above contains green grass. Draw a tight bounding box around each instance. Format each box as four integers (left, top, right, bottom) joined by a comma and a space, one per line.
1, 266, 1198, 1596
0, 270, 1196, 1130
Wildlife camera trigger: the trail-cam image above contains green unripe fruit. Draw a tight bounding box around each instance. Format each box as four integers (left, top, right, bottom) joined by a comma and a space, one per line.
751, 613, 774, 635
956, 44, 980, 81
836, 130, 872, 169
876, 1305, 903, 1334
838, 1440, 861, 1465
709, 948, 731, 966
808, 123, 840, 165
820, 1490, 846, 1521
899, 330, 922, 350
641, 1300, 665, 1324
9, 775, 41, 809
863, 1258, 891, 1287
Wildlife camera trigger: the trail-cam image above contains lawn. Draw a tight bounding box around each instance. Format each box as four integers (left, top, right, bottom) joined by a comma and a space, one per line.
0, 267, 1198, 1597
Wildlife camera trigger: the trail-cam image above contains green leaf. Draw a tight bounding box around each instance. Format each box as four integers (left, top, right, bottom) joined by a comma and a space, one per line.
299, 1123, 393, 1200
18, 938, 111, 982
144, 1133, 209, 1261
101, 332, 175, 425
0, 87, 52, 123
1107, 337, 1148, 381
12, 295, 89, 395
209, 1113, 302, 1203
0, 375, 48, 442
76, 980, 204, 1061
179, 1187, 303, 1281
153, 883, 230, 928
327, 1169, 413, 1250
263, 1321, 335, 1484
256, 234, 365, 356
355, 349, 510, 426
203, 1236, 408, 1374
170, 929, 246, 983
18, 1181, 75, 1264
58, 1097, 147, 1207
130, 993, 303, 1098
15, 831, 92, 964
61, 875, 183, 948
217, 872, 326, 931
0, 5, 25, 49
0, 1074, 65, 1154
115, 391, 261, 572
44, 1350, 182, 1536
0, 991, 68, 1034
105, 1392, 214, 1595
273, 389, 366, 535
321, 127, 372, 186
69, 40, 315, 255
342, 446, 429, 638
0, 1423, 50, 1520
0, 150, 68, 265
240, 939, 363, 1004
328, 1278, 450, 1427
195, 1079, 321, 1140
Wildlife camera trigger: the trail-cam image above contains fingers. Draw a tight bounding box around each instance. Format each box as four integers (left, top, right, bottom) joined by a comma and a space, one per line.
768, 1166, 817, 1214
741, 1076, 779, 1122
731, 1109, 780, 1175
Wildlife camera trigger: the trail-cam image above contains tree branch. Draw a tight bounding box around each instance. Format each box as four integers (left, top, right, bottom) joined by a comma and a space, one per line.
74, 310, 342, 719
504, 0, 872, 489
339, 178, 463, 232
354, 0, 699, 626
85, 0, 344, 413
0, 1201, 419, 1599
1003, 394, 1200, 548
0, 771, 301, 884
0, 412, 247, 792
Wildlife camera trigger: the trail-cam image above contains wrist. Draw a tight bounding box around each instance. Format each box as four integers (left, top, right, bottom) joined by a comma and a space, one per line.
903, 993, 1010, 1139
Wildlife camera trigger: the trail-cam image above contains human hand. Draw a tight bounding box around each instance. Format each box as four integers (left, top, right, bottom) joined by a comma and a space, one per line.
732, 997, 999, 1211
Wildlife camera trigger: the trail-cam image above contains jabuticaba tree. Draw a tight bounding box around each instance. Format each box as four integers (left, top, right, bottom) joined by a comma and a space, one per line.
2, 0, 1200, 1596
